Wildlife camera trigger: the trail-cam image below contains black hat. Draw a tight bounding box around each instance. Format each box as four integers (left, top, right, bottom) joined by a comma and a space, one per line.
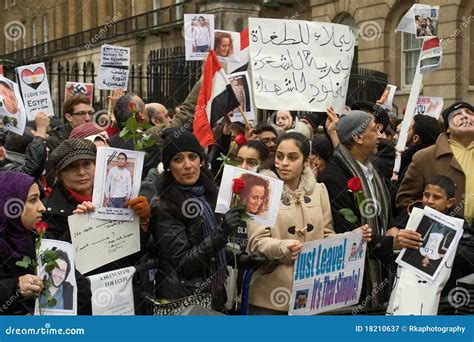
301, 112, 327, 131
49, 139, 97, 171
351, 101, 390, 133
311, 137, 333, 162
161, 128, 204, 169
442, 101, 473, 130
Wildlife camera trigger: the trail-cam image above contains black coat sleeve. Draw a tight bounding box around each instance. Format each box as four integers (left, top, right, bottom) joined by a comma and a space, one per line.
152, 210, 228, 279
22, 136, 47, 178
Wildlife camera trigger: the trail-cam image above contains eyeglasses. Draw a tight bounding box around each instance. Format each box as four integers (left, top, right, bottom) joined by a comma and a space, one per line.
71, 111, 95, 116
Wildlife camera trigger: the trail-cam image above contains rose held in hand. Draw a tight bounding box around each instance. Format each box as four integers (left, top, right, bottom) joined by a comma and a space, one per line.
232, 178, 245, 195
34, 222, 48, 235
347, 177, 362, 192
234, 134, 247, 146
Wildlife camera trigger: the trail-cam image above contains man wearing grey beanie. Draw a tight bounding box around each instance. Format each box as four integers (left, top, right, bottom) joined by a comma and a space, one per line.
318, 110, 420, 310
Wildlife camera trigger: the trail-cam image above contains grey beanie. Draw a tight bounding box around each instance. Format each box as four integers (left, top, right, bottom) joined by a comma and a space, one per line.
336, 110, 374, 144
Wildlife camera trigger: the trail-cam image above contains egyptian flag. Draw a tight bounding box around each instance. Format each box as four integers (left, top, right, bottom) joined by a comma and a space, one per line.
20, 68, 45, 90
193, 50, 240, 147
227, 28, 249, 74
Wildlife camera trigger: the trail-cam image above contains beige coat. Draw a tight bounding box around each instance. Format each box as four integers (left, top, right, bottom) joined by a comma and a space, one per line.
247, 167, 335, 311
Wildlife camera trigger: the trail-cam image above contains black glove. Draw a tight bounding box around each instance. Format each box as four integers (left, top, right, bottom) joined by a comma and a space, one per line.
238, 251, 267, 269
221, 205, 246, 236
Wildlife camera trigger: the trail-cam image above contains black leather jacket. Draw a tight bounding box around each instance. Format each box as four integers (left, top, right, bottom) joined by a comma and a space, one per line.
0, 136, 47, 178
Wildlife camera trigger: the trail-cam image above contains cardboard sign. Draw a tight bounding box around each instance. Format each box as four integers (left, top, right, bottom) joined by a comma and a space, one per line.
289, 232, 366, 315
249, 18, 356, 112
16, 63, 54, 119
96, 44, 130, 90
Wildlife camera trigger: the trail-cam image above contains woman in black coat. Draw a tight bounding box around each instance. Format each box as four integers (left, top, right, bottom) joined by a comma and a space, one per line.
0, 171, 45, 315
151, 129, 245, 312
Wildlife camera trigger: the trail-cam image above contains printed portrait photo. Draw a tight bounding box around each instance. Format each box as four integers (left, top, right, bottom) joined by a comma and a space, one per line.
234, 171, 272, 218
413, 7, 439, 38
103, 151, 136, 209
293, 289, 309, 310
184, 14, 215, 61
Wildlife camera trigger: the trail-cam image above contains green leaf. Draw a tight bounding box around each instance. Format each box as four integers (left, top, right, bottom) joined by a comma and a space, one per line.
338, 208, 358, 224
15, 260, 30, 268
144, 137, 156, 148
44, 260, 59, 273
43, 249, 58, 263
136, 140, 144, 151
141, 123, 153, 130
126, 116, 138, 133
119, 127, 129, 138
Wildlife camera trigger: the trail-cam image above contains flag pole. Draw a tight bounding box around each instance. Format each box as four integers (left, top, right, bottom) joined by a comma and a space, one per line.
238, 105, 251, 129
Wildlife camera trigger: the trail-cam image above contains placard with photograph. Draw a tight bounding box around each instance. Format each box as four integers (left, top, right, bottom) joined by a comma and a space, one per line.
34, 239, 77, 316
228, 71, 255, 123
92, 147, 145, 221
0, 75, 27, 135
216, 165, 283, 227
183, 14, 215, 61
413, 5, 439, 38
396, 206, 464, 283
214, 30, 240, 63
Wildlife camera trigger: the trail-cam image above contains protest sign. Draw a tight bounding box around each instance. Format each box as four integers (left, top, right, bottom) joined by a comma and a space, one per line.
396, 206, 464, 283
34, 239, 77, 316
414, 96, 443, 119
228, 71, 255, 122
249, 18, 356, 112
96, 44, 130, 90
184, 14, 215, 61
387, 207, 460, 315
16, 62, 54, 119
395, 4, 439, 37
88, 267, 136, 315
413, 5, 439, 38
0, 75, 27, 135
289, 231, 366, 315
419, 37, 442, 73
377, 84, 397, 111
216, 165, 283, 228
65, 81, 93, 105
68, 213, 140, 274
215, 30, 240, 63
91, 147, 145, 221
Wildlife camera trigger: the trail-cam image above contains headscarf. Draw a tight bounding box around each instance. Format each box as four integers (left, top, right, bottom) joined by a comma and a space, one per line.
0, 171, 36, 264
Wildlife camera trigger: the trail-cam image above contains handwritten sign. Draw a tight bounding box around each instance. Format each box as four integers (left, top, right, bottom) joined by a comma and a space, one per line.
289, 232, 365, 315
68, 214, 140, 274
16, 63, 54, 119
88, 266, 136, 315
414, 96, 443, 119
96, 44, 130, 90
249, 18, 356, 112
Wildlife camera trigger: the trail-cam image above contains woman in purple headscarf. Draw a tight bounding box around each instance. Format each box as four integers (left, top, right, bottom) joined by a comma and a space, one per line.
0, 171, 46, 315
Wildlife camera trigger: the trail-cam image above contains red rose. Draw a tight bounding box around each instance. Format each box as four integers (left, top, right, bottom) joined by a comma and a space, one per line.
232, 178, 245, 195
234, 134, 247, 146
34, 222, 48, 235
347, 177, 362, 192
129, 102, 137, 113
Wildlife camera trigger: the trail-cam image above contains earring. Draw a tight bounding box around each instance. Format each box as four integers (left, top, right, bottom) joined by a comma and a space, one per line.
166, 168, 170, 172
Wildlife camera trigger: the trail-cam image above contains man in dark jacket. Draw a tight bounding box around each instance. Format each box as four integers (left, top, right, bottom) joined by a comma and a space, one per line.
318, 111, 420, 310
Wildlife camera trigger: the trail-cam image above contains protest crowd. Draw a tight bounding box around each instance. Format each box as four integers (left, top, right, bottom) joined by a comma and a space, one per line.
0, 5, 473, 317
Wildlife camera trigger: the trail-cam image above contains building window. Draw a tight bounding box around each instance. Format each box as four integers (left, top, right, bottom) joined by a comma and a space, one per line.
153, 0, 160, 25
32, 20, 37, 46
43, 15, 49, 53
401, 32, 422, 87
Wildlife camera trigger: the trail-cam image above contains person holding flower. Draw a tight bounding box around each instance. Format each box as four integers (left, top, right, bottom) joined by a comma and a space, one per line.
150, 128, 246, 313
318, 111, 420, 311
0, 171, 45, 315
247, 132, 372, 314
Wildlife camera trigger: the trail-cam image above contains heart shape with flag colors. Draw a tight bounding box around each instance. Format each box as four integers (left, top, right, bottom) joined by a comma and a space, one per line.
21, 67, 46, 90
